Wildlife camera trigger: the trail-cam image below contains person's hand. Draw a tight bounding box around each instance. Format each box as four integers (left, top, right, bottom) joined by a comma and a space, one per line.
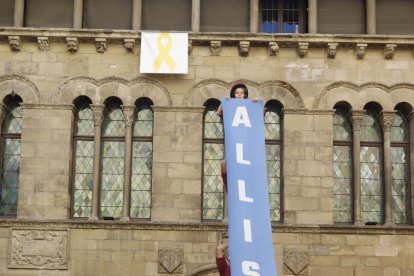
216, 241, 228, 258
225, 96, 230, 101
252, 97, 260, 102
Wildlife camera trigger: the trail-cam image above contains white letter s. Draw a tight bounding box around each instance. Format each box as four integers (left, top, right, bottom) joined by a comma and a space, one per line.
242, 261, 260, 276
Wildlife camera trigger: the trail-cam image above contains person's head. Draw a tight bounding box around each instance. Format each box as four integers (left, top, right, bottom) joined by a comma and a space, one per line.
230, 82, 248, 99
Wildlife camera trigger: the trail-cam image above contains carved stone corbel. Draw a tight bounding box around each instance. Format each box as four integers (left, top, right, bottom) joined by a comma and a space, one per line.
355, 43, 367, 59
95, 38, 107, 53
8, 36, 21, 51
124, 38, 135, 53
327, 43, 338, 59
384, 44, 397, 60
37, 37, 50, 51
210, 41, 222, 56
239, 41, 250, 57
66, 37, 78, 52
297, 42, 309, 58
268, 42, 279, 56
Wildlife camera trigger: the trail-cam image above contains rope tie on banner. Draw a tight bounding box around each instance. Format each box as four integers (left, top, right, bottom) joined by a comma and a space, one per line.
153, 33, 176, 72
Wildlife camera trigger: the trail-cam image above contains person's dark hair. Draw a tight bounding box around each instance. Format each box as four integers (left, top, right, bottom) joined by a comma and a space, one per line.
230, 82, 248, 99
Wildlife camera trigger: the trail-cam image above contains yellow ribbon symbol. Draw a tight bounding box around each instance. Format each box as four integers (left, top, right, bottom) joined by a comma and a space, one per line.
153, 33, 176, 72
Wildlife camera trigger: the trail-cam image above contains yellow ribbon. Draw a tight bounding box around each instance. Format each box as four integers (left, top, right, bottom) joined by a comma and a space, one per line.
153, 33, 176, 72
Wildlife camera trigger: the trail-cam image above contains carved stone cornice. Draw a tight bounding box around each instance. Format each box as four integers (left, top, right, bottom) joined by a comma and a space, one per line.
123, 38, 135, 53
239, 41, 250, 57
152, 106, 205, 113
95, 38, 107, 53
209, 40, 221, 56
355, 43, 367, 59
268, 42, 279, 56
297, 42, 309, 58
90, 104, 105, 126
121, 105, 135, 127
327, 43, 338, 58
8, 36, 21, 51
20, 103, 74, 110
66, 37, 78, 52
384, 44, 397, 59
282, 109, 334, 116
37, 37, 50, 51
381, 111, 397, 132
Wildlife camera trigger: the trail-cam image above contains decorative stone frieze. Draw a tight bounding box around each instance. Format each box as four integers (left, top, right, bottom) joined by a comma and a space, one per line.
95, 38, 107, 53
297, 42, 309, 58
239, 41, 250, 56
158, 248, 184, 274
384, 44, 397, 59
37, 37, 50, 51
124, 38, 135, 52
66, 37, 78, 52
268, 42, 279, 56
355, 43, 367, 59
209, 41, 222, 56
327, 43, 338, 58
8, 36, 21, 51
8, 228, 69, 270
283, 250, 309, 276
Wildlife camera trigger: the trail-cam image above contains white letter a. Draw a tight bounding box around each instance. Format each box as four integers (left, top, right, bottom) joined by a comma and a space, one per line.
232, 106, 251, 128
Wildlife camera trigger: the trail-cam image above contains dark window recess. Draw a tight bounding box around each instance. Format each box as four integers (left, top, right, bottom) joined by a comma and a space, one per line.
0, 0, 14, 27
261, 0, 308, 33
201, 0, 249, 32
25, 0, 73, 28
83, 0, 132, 30
376, 0, 414, 35
142, 0, 191, 31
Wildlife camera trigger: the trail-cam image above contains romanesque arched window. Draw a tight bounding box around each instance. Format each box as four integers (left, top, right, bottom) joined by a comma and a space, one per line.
72, 97, 94, 218
0, 96, 22, 216
333, 105, 353, 223
391, 108, 410, 224
202, 99, 224, 220
100, 98, 125, 219
264, 100, 283, 222
130, 98, 153, 219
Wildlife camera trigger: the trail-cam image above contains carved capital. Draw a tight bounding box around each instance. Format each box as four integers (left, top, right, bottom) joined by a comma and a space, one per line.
355, 43, 367, 59
37, 37, 50, 51
268, 42, 279, 56
8, 36, 21, 51
158, 248, 184, 274
188, 40, 192, 54
210, 41, 222, 56
95, 38, 107, 53
384, 44, 397, 59
124, 38, 135, 53
66, 37, 78, 52
239, 41, 250, 57
351, 110, 365, 131
381, 111, 396, 132
297, 42, 309, 58
121, 105, 135, 127
327, 43, 338, 58
90, 104, 105, 126
283, 250, 309, 276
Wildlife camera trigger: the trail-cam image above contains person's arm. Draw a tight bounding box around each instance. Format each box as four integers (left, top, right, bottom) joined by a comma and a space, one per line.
216, 96, 230, 116
215, 243, 229, 276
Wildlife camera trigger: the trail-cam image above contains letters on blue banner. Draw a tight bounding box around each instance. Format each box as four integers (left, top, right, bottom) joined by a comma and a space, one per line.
222, 98, 278, 276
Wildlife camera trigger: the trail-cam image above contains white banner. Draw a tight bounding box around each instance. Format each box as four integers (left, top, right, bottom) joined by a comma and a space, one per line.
140, 32, 188, 74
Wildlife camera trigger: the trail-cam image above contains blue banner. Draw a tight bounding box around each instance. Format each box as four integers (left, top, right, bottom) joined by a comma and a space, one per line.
222, 98, 278, 276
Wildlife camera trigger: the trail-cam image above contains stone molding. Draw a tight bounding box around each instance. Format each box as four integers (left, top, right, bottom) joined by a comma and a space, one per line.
0, 74, 41, 103
152, 106, 205, 113
8, 228, 69, 270
20, 103, 74, 110
283, 109, 334, 115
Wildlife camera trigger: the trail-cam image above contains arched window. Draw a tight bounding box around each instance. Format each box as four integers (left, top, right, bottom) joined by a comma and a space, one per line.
0, 96, 23, 216
130, 98, 153, 219
202, 99, 224, 220
264, 101, 283, 222
360, 108, 383, 224
391, 108, 410, 224
100, 98, 125, 219
72, 97, 94, 218
332, 106, 353, 223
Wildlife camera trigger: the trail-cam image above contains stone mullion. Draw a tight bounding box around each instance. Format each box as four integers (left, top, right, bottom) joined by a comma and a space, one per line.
191, 0, 200, 32
121, 105, 135, 221
73, 0, 83, 28
132, 0, 142, 30
366, 0, 376, 35
408, 112, 414, 224
14, 0, 24, 27
308, 0, 317, 34
352, 111, 364, 225
382, 111, 396, 226
89, 104, 105, 220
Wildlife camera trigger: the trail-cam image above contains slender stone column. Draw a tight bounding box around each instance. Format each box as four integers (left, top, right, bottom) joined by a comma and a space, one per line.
73, 0, 83, 28
14, 0, 25, 27
409, 112, 414, 224
366, 0, 376, 34
250, 0, 259, 33
191, 0, 200, 32
308, 0, 318, 34
132, 0, 142, 30
352, 111, 364, 225
381, 111, 396, 226
0, 104, 5, 141
120, 105, 135, 221
89, 105, 105, 220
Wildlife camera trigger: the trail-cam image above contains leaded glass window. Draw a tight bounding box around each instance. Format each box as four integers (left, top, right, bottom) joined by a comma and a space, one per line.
202, 100, 224, 220
360, 109, 383, 224
1, 100, 22, 216
391, 110, 409, 224
72, 100, 94, 218
264, 102, 282, 222
100, 100, 125, 219
333, 107, 353, 223
261, 0, 308, 33
131, 99, 153, 219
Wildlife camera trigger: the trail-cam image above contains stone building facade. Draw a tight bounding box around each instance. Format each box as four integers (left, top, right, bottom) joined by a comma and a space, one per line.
0, 0, 414, 275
